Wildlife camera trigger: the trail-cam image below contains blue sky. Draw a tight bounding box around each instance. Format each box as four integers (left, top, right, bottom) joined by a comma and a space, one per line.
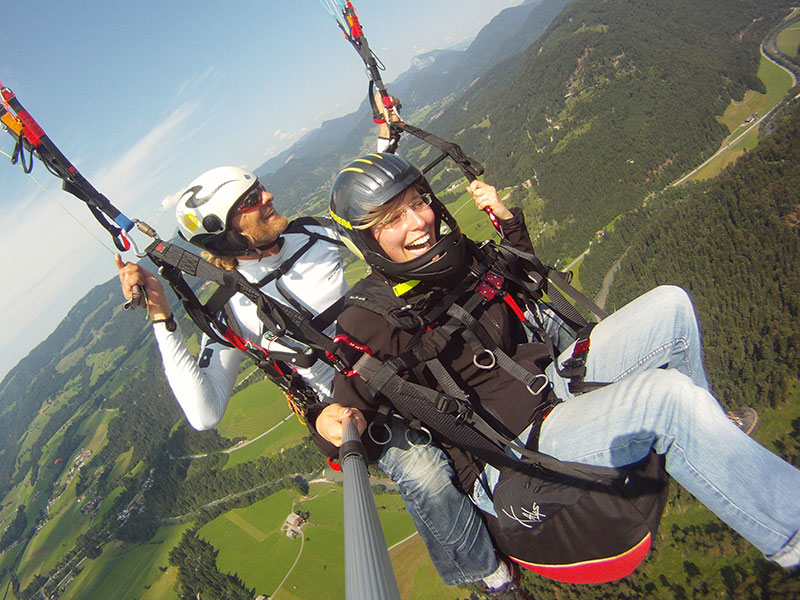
0, 1, 523, 379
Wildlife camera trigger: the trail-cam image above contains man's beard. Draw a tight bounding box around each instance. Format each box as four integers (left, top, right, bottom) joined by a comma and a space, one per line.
246, 214, 290, 248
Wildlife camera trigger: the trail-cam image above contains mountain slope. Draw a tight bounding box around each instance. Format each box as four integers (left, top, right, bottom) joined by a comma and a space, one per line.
429, 0, 792, 261
255, 0, 569, 216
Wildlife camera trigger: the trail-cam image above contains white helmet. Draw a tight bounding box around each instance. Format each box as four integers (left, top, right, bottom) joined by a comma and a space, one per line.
175, 166, 258, 256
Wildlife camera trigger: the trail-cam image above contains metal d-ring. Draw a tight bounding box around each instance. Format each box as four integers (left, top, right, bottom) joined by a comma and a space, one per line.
473, 349, 496, 370
405, 425, 432, 448
368, 421, 393, 445
527, 374, 550, 396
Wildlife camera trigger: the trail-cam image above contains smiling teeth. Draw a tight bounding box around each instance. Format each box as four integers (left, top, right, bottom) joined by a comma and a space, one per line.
406, 234, 430, 250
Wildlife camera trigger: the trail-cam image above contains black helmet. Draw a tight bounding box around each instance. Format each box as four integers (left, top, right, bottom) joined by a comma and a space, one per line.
329, 153, 466, 282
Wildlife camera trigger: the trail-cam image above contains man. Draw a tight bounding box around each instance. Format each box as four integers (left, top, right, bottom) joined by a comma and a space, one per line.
116, 157, 528, 598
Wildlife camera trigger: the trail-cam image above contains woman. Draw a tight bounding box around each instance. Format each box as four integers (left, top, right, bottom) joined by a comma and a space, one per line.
313, 152, 800, 580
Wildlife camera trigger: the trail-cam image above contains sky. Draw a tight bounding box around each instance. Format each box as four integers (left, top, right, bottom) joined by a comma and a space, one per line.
0, 0, 524, 380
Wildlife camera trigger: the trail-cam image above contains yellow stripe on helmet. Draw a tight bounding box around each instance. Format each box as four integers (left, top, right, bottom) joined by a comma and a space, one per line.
339, 167, 364, 175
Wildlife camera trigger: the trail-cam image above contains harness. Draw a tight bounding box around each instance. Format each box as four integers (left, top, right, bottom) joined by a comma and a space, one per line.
346, 237, 611, 436
337, 238, 669, 585
145, 218, 348, 419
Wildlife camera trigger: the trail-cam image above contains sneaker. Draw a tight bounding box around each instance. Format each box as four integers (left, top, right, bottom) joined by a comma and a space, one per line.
484, 562, 534, 600
727, 407, 759, 437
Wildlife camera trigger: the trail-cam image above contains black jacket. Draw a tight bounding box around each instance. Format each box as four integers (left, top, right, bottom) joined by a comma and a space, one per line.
313, 209, 552, 492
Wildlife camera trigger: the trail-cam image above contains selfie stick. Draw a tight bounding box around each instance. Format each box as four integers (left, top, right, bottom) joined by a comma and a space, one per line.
340, 414, 401, 600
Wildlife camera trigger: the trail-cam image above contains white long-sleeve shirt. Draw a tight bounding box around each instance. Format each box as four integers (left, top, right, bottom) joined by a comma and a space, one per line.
153, 222, 348, 430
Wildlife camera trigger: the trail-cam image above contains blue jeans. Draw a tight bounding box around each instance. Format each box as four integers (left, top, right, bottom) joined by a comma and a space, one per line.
474, 286, 800, 567
377, 417, 499, 585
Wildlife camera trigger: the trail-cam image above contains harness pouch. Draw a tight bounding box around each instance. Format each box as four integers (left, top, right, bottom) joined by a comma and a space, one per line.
487, 452, 668, 584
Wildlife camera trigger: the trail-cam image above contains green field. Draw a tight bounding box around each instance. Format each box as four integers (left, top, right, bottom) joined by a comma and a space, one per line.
62, 522, 190, 600
0, 470, 33, 532
217, 379, 293, 440
224, 417, 308, 469
199, 488, 300, 596
17, 398, 64, 459
197, 482, 419, 600
776, 22, 800, 57
390, 535, 466, 600
18, 502, 91, 588
691, 53, 795, 181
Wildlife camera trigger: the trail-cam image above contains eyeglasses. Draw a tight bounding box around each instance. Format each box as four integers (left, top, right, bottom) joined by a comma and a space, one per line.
376, 193, 434, 230
231, 184, 264, 217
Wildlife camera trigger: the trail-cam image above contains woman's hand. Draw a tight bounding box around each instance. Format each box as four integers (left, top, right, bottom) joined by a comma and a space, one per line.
115, 254, 172, 321
316, 404, 368, 447
467, 180, 513, 221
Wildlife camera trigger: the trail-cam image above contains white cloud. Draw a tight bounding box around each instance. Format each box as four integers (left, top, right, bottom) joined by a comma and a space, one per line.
93, 102, 199, 201
159, 189, 183, 214
175, 66, 221, 99
0, 100, 207, 378
273, 128, 301, 142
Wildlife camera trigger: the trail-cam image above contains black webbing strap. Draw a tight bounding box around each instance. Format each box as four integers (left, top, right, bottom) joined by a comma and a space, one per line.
311, 296, 346, 331
392, 122, 484, 182
255, 236, 317, 288
445, 299, 550, 394
275, 278, 315, 322
158, 264, 231, 348
206, 285, 237, 316
493, 241, 608, 326
352, 352, 618, 487
146, 239, 342, 360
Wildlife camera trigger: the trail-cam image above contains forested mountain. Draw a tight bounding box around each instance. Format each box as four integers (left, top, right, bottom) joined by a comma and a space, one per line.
521, 88, 800, 600
428, 0, 792, 261
584, 95, 800, 422
2, 0, 800, 598
255, 0, 569, 215
0, 278, 152, 498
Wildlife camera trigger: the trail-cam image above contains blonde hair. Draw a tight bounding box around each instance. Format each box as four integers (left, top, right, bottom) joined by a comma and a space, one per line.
201, 251, 238, 271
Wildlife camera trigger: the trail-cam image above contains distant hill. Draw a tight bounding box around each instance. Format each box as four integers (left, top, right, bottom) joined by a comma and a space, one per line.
255, 0, 570, 216
428, 0, 794, 262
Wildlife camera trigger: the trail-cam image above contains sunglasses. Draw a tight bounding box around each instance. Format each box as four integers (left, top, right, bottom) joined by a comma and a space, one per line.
231, 184, 265, 217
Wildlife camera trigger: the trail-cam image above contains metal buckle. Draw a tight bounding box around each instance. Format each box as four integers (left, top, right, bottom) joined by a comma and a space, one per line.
405, 426, 432, 448
473, 349, 496, 370
368, 421, 392, 445
475, 271, 505, 301
326, 334, 372, 378
526, 374, 550, 396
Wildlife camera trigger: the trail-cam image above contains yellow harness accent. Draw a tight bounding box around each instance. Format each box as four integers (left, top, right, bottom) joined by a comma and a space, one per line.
393, 279, 421, 296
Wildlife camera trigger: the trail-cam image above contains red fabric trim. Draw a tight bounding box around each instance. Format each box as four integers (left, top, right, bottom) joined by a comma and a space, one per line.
510, 532, 651, 584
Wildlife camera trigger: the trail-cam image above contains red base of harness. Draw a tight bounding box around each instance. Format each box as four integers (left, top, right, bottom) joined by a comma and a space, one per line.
510, 532, 652, 584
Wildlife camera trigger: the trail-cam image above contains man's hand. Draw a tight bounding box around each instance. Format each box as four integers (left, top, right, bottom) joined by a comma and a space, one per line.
316, 404, 367, 447
115, 254, 172, 320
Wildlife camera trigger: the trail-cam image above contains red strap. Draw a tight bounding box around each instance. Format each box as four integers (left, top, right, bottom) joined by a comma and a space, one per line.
328, 457, 341, 472
503, 294, 525, 322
